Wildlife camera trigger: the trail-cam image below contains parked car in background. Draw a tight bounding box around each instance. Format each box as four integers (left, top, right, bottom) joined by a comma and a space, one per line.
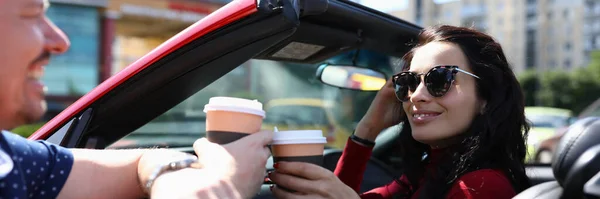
534, 98, 600, 163
579, 98, 600, 118
534, 127, 569, 164
525, 106, 576, 162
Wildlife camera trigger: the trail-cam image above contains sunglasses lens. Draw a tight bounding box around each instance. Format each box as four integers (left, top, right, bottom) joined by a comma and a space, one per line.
425, 67, 453, 97
394, 73, 417, 101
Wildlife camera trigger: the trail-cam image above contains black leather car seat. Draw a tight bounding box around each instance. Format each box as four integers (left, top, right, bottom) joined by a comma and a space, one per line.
514, 117, 600, 199
562, 144, 600, 198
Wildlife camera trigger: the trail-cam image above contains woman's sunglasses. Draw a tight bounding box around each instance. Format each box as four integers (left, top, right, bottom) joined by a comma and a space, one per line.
392, 65, 480, 102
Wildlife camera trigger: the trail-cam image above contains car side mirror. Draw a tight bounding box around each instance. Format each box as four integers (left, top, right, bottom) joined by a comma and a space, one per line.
316, 64, 387, 91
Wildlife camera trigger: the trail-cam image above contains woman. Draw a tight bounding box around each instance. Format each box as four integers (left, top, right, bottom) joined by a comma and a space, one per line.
268, 25, 531, 199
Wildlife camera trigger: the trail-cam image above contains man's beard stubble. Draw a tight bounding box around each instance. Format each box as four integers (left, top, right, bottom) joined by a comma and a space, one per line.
18, 50, 51, 126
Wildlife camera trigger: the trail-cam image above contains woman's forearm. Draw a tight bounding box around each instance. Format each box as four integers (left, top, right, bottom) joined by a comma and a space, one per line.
354, 123, 383, 142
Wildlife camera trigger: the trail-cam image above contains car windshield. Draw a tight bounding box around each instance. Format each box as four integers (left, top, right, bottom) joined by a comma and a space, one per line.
109, 50, 401, 149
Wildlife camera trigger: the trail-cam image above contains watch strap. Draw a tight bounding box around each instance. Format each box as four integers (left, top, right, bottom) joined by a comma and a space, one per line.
144, 154, 201, 194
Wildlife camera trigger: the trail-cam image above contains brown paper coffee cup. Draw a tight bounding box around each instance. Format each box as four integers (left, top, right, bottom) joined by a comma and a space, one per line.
271, 143, 325, 166
271, 130, 326, 192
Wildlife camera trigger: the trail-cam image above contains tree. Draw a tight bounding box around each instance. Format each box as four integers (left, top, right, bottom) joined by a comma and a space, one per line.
517, 50, 600, 115
11, 122, 45, 138
536, 71, 574, 109
569, 63, 600, 114
517, 70, 540, 106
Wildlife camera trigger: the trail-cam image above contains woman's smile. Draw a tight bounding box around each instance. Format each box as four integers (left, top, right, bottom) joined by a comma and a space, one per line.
410, 110, 442, 125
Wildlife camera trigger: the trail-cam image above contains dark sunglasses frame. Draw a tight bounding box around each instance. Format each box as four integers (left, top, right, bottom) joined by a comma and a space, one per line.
391, 65, 480, 102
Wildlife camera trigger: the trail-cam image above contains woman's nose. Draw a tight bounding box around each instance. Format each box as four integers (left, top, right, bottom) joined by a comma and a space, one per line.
409, 80, 433, 103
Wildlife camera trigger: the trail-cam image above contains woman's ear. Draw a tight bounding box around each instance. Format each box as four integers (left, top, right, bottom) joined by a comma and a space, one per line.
480, 101, 487, 114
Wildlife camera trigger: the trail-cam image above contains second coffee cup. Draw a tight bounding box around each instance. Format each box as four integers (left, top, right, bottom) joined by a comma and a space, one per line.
271, 130, 327, 166
271, 130, 326, 192
203, 97, 266, 144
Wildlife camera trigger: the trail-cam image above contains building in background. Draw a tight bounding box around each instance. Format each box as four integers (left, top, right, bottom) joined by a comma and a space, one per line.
388, 0, 585, 74
532, 0, 584, 71
584, 0, 600, 63
44, 0, 109, 120
107, 0, 230, 74
41, 0, 230, 121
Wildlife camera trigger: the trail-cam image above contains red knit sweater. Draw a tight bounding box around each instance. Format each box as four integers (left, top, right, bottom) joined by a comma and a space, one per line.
334, 138, 516, 199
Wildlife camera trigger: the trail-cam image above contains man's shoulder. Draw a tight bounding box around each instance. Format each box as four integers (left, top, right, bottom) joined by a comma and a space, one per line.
1, 130, 40, 151
2, 129, 29, 141
0, 129, 73, 162
0, 130, 74, 198
1, 130, 59, 147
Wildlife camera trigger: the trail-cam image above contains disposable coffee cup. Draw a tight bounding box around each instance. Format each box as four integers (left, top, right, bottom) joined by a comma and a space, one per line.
271, 130, 327, 192
271, 130, 327, 166
203, 97, 266, 144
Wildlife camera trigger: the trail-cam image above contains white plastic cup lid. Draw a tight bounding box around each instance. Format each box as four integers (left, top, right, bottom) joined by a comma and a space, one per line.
272, 130, 327, 145
203, 96, 266, 118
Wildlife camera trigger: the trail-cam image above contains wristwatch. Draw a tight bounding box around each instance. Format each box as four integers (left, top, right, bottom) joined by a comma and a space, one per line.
144, 154, 202, 194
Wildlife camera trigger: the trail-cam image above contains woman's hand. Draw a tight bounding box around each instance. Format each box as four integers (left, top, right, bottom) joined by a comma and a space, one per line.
269, 162, 360, 199
355, 78, 405, 141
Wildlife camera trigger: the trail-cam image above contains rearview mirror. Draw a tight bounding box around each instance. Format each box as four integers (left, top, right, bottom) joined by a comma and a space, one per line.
316, 64, 387, 91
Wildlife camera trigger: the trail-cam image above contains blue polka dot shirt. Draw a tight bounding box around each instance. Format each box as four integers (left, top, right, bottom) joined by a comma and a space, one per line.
0, 131, 73, 199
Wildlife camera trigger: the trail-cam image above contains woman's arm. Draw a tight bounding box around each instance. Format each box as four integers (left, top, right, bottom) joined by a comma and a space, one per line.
360, 179, 406, 199
333, 137, 410, 199
334, 78, 404, 195
333, 137, 375, 192
270, 152, 408, 199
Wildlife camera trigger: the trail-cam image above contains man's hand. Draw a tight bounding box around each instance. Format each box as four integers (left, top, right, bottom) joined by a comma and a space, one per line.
151, 168, 243, 199
192, 130, 273, 198
140, 130, 272, 198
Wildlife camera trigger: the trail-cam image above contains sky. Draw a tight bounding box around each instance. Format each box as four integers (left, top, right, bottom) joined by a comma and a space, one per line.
358, 0, 460, 13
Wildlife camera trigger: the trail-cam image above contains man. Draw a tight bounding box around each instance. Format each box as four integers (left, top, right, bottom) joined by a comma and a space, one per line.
0, 0, 272, 198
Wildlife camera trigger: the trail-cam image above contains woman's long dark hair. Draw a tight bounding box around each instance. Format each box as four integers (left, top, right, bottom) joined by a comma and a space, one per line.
394, 25, 531, 198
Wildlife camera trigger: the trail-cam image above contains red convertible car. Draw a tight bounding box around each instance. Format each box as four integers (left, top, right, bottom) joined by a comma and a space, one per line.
27, 0, 600, 198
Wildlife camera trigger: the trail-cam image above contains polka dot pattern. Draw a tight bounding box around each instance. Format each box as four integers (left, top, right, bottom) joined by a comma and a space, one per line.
0, 131, 73, 199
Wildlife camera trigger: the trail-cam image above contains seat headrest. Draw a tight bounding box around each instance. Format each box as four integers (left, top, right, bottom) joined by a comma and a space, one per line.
562, 144, 600, 198
553, 117, 600, 185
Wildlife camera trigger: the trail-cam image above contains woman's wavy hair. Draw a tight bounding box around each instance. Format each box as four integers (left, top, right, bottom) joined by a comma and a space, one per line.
394, 25, 531, 198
